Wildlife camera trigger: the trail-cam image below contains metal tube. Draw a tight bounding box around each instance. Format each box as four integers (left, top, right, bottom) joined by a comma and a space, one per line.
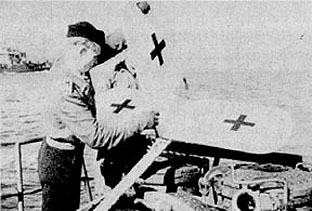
20, 137, 43, 145
1, 137, 43, 147
15, 142, 24, 211
1, 188, 41, 199
82, 157, 93, 202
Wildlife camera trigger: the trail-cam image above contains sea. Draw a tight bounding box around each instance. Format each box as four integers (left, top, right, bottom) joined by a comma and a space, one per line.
1, 70, 312, 210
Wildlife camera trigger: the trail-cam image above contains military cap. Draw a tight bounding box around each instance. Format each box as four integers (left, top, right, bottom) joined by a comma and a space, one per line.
67, 21, 105, 49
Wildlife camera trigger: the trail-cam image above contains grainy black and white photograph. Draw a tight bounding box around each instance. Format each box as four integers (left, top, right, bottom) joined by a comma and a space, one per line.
1, 1, 312, 211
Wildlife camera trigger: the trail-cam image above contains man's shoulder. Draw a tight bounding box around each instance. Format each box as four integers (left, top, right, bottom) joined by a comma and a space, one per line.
47, 69, 83, 99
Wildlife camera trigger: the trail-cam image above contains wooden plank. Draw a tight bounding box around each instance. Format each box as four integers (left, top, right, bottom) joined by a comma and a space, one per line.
94, 138, 171, 211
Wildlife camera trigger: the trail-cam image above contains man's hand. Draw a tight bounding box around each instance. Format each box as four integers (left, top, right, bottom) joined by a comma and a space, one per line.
141, 111, 159, 150
145, 111, 160, 129
141, 129, 157, 140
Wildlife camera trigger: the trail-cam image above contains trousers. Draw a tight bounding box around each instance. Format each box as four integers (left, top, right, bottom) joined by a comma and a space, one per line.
99, 135, 150, 188
38, 138, 84, 211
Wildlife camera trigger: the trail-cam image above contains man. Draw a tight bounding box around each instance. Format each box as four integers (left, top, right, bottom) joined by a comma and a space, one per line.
38, 21, 158, 211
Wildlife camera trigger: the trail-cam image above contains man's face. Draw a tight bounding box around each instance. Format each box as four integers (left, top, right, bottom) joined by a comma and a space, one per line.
64, 37, 98, 73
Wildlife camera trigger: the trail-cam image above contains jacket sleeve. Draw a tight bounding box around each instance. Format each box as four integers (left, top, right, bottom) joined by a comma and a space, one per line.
59, 90, 152, 149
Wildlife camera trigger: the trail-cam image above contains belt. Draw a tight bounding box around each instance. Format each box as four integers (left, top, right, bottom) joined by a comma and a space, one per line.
46, 136, 76, 150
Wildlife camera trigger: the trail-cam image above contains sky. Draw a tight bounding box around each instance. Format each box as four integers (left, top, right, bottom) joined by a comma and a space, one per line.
0, 1, 126, 61
1, 1, 312, 63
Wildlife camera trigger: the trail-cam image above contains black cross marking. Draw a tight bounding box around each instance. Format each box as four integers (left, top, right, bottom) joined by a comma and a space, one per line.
150, 33, 166, 66
111, 99, 135, 114
224, 115, 255, 131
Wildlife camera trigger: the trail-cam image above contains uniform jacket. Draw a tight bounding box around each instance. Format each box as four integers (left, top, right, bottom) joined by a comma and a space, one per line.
43, 62, 149, 149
